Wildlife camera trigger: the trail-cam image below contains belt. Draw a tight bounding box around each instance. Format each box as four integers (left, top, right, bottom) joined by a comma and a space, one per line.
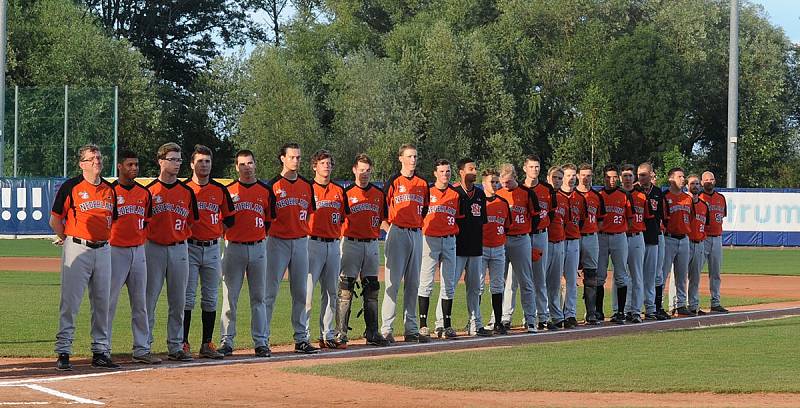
72, 237, 108, 249
549, 239, 564, 243
601, 232, 624, 235
581, 232, 596, 237
397, 226, 421, 231
346, 237, 376, 242
667, 234, 687, 240
707, 234, 721, 237
626, 232, 642, 237
566, 237, 579, 241
428, 234, 455, 239
230, 239, 264, 245
691, 239, 703, 244
531, 228, 547, 235
507, 233, 528, 237
188, 238, 218, 247
310, 236, 338, 242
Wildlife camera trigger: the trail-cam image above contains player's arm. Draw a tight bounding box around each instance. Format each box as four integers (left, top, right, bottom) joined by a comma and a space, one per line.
597, 192, 607, 229
420, 180, 430, 218
381, 178, 394, 231
221, 185, 236, 230
704, 201, 711, 226
481, 191, 488, 225
527, 188, 541, 227
49, 183, 71, 243
548, 187, 557, 221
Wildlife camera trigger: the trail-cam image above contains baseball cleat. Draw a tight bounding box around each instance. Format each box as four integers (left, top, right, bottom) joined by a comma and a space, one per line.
91, 353, 121, 369
217, 343, 234, 357
643, 313, 658, 321
655, 309, 671, 320
200, 342, 224, 359
419, 326, 431, 337
182, 341, 191, 354
318, 338, 347, 349
254, 346, 271, 358
501, 320, 512, 332
132, 353, 162, 365
404, 333, 431, 343
475, 327, 493, 337
690, 309, 707, 316
442, 327, 458, 339
294, 341, 320, 354
56, 353, 73, 371
493, 323, 508, 335
167, 349, 194, 362
434, 327, 445, 338
365, 334, 390, 347
610, 312, 626, 324
382, 333, 396, 344
673, 306, 693, 317
563, 317, 578, 329
526, 323, 538, 333
710, 305, 729, 314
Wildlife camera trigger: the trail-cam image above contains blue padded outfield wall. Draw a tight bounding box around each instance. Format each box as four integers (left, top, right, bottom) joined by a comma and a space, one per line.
1, 178, 799, 246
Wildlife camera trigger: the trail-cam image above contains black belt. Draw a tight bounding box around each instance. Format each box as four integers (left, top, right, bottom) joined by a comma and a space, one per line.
566, 237, 579, 241
549, 239, 564, 243
601, 232, 624, 235
531, 228, 547, 235
346, 237, 376, 242
430, 234, 455, 239
691, 239, 703, 244
507, 233, 528, 237
310, 236, 338, 242
667, 234, 687, 240
230, 239, 264, 245
581, 232, 596, 237
397, 226, 421, 231
72, 237, 108, 249
707, 234, 721, 237
188, 238, 218, 247
626, 232, 642, 237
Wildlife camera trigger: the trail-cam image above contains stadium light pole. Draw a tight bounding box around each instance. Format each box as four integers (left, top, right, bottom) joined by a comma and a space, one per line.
727, 0, 739, 188
0, 0, 7, 177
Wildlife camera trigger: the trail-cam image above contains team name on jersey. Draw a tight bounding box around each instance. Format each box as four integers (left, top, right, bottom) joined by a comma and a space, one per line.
118, 205, 146, 217
695, 213, 707, 223
78, 200, 114, 212
350, 202, 379, 213
233, 201, 265, 215
554, 206, 566, 217
316, 200, 342, 210
487, 215, 506, 224
605, 205, 626, 215
152, 203, 190, 217
587, 206, 597, 215
393, 193, 425, 205
275, 197, 310, 209
197, 201, 220, 213
428, 204, 458, 216
708, 204, 725, 212
510, 205, 527, 214
668, 204, 691, 214
538, 199, 549, 209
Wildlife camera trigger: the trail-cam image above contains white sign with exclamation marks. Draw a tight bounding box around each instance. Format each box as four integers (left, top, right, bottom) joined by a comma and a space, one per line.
1, 188, 10, 221
17, 188, 27, 221
31, 188, 43, 220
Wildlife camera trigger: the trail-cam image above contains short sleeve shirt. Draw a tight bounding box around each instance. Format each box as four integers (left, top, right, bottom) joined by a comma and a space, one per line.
110, 181, 151, 247
146, 179, 199, 245
267, 175, 316, 240
342, 183, 387, 240
224, 180, 274, 242
51, 175, 116, 242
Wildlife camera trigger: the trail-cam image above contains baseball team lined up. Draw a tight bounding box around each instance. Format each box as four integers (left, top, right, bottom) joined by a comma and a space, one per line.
49, 141, 729, 371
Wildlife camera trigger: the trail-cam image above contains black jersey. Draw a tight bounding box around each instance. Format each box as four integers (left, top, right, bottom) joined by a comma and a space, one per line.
455, 184, 488, 257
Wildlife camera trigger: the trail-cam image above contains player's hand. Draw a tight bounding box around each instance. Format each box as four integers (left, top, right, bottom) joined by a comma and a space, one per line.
52, 237, 65, 246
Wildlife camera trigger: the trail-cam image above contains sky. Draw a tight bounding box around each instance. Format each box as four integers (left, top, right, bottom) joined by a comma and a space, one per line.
753, 0, 800, 43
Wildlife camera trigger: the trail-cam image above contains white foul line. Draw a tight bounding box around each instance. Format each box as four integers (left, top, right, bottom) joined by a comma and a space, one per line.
24, 384, 103, 405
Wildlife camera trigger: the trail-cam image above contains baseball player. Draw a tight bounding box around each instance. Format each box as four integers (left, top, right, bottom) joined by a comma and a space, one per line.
218, 150, 274, 358
108, 150, 160, 364
306, 150, 348, 349
699, 171, 729, 313
637, 163, 669, 320
418, 159, 462, 339
661, 167, 693, 316
381, 144, 430, 343
620, 164, 650, 323
145, 142, 199, 362
439, 158, 489, 337
576, 163, 604, 324
265, 143, 319, 354
337, 153, 390, 347
495, 163, 539, 333
687, 175, 711, 315
597, 164, 633, 325
559, 164, 586, 329
522, 155, 557, 330
51, 144, 118, 370
545, 166, 567, 328
481, 169, 512, 334
183, 145, 235, 359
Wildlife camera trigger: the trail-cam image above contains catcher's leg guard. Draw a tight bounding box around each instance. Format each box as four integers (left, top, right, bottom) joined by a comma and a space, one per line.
582, 268, 599, 324
362, 276, 388, 346
335, 276, 356, 343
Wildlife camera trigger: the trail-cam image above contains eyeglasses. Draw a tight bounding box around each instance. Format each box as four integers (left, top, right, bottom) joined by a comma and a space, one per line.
161, 157, 183, 163
637, 173, 649, 177
80, 156, 103, 163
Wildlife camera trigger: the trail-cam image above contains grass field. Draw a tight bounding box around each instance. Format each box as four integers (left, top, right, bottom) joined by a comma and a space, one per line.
291, 316, 800, 394
0, 270, 791, 358
1, 239, 797, 276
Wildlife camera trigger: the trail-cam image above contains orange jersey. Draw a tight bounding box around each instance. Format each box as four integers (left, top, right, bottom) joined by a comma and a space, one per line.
496, 186, 539, 235
110, 181, 151, 247
267, 175, 316, 239
699, 191, 726, 236
51, 175, 116, 242
578, 188, 603, 234
309, 181, 348, 239
689, 199, 710, 241
423, 185, 462, 237
483, 195, 511, 248
531, 182, 557, 230
185, 179, 236, 241
146, 179, 199, 245
627, 187, 650, 233
342, 183, 387, 240
224, 180, 274, 242
562, 189, 586, 240
548, 190, 569, 242
384, 172, 429, 228
599, 188, 632, 234
663, 190, 693, 236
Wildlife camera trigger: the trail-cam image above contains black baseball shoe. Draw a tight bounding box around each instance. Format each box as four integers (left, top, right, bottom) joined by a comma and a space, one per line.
493, 323, 508, 335
91, 353, 120, 369
56, 353, 73, 371
610, 312, 626, 324
710, 305, 730, 314
294, 341, 320, 354
255, 345, 271, 357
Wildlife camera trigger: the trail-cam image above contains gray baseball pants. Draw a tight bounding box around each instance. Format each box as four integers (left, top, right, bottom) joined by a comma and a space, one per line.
482, 245, 506, 326
219, 240, 268, 348
265, 236, 309, 343
546, 240, 565, 323
306, 239, 340, 341
436, 255, 482, 331
186, 242, 221, 312
381, 225, 423, 336
502, 231, 548, 324
499, 235, 537, 326
340, 238, 380, 278
145, 240, 189, 354
688, 240, 706, 310
419, 235, 457, 299
663, 236, 690, 309
626, 233, 645, 314
109, 244, 149, 357
705, 235, 723, 307
580, 233, 599, 270
55, 238, 112, 355
562, 239, 580, 319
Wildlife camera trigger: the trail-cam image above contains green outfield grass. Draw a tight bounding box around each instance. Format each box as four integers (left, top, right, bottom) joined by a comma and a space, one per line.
0, 270, 792, 358
0, 239, 798, 276
291, 316, 800, 393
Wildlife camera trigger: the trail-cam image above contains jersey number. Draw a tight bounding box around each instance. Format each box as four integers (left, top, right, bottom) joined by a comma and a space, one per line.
255, 217, 264, 228
371, 216, 380, 228
331, 213, 342, 225
137, 218, 145, 230
613, 215, 623, 224
497, 226, 505, 235
634, 214, 643, 223
210, 213, 219, 225
447, 216, 455, 226
174, 219, 186, 231
514, 214, 525, 224
299, 210, 308, 221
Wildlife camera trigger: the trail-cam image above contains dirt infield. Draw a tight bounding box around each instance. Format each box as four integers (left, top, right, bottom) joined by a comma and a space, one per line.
1, 305, 799, 407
